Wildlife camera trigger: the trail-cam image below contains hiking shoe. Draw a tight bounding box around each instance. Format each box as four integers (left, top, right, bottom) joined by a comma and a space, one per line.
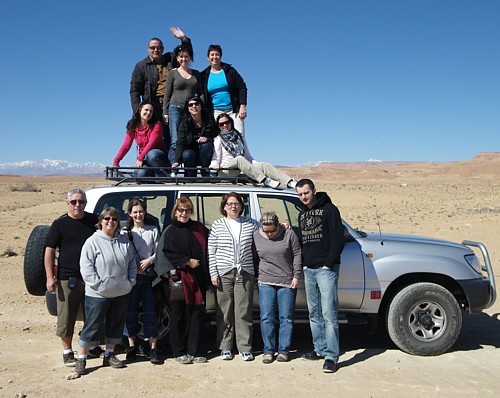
187, 354, 207, 363
63, 351, 76, 367
262, 354, 273, 364
322, 359, 337, 373
240, 352, 254, 361
276, 353, 289, 362
263, 177, 280, 189
88, 346, 105, 358
175, 355, 193, 364
75, 358, 87, 375
221, 350, 233, 360
126, 346, 138, 361
301, 351, 324, 361
103, 354, 124, 368
150, 349, 163, 365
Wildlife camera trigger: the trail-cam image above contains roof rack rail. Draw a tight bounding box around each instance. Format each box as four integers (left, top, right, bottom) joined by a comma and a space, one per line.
105, 166, 258, 186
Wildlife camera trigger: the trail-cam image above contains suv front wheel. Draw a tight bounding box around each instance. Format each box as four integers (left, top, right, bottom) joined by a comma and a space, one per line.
386, 282, 462, 356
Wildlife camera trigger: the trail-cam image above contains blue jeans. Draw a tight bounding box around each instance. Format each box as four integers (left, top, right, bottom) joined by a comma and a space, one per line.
303, 266, 340, 363
78, 293, 130, 347
167, 105, 184, 164
182, 141, 214, 177
258, 283, 297, 355
125, 275, 158, 340
134, 149, 167, 177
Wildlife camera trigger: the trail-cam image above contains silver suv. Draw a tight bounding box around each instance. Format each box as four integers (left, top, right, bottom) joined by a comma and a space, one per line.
24, 170, 496, 356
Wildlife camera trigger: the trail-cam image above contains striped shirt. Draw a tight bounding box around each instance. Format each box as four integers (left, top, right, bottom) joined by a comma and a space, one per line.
208, 216, 259, 277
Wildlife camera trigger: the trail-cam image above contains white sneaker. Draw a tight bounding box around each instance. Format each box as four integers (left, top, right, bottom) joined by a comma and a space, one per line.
240, 352, 254, 361
221, 350, 233, 360
287, 179, 297, 189
263, 177, 280, 189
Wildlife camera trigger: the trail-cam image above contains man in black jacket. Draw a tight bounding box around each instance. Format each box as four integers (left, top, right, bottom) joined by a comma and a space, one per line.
130, 26, 193, 145
296, 179, 345, 374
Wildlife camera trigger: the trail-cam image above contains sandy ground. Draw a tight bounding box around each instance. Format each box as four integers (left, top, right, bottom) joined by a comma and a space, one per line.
1, 154, 499, 397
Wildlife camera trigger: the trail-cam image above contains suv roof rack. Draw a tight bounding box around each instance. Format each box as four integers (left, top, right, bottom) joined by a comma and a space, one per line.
105, 166, 258, 186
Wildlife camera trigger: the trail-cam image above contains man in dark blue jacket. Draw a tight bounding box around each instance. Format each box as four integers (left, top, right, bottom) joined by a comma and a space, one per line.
296, 178, 345, 374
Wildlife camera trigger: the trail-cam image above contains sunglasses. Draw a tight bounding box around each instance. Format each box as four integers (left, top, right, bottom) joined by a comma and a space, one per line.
218, 120, 230, 127
176, 208, 192, 214
262, 226, 278, 235
149, 46, 163, 51
226, 202, 240, 207
69, 200, 86, 205
103, 216, 118, 222
188, 102, 199, 108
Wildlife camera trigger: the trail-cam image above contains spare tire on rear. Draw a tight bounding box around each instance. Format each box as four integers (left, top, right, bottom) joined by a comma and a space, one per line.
24, 225, 50, 296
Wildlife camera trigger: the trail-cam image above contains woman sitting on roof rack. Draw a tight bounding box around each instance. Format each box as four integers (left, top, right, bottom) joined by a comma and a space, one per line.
210, 114, 296, 189
172, 96, 217, 177
113, 102, 168, 177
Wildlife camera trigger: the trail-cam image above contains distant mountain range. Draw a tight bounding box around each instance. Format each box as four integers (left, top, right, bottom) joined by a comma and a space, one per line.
0, 159, 107, 176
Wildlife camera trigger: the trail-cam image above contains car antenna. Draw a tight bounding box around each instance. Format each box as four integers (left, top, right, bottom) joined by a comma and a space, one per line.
374, 199, 384, 246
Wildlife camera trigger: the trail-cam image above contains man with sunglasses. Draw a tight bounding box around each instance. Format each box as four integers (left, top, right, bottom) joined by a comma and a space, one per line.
130, 27, 193, 128
44, 189, 99, 367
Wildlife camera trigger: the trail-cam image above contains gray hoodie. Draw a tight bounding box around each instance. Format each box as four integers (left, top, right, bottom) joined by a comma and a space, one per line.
80, 230, 137, 298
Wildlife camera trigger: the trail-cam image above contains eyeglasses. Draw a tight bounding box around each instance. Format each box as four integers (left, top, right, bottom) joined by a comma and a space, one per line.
176, 208, 192, 214
149, 46, 163, 51
226, 202, 240, 207
218, 120, 230, 127
262, 226, 278, 235
103, 216, 118, 222
188, 102, 199, 108
69, 200, 86, 206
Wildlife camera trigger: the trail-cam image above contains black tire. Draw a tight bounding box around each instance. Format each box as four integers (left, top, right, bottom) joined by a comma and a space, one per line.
386, 282, 462, 356
24, 225, 50, 296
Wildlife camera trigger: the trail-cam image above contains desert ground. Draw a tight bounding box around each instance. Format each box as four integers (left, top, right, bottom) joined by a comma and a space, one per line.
0, 153, 499, 398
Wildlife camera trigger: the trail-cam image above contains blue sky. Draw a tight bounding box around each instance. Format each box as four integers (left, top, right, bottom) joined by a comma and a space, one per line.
1, 0, 499, 166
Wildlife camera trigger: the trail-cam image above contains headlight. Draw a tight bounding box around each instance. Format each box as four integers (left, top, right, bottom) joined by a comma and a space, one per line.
465, 254, 482, 275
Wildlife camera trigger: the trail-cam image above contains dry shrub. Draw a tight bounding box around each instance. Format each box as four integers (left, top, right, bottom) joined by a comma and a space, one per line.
10, 183, 41, 192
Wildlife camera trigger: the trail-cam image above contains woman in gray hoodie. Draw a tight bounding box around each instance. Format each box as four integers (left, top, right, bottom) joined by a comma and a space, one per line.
74, 207, 137, 376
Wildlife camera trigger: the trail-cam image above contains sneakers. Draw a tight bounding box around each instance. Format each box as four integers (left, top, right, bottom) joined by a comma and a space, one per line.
63, 351, 76, 367
103, 354, 124, 368
75, 358, 87, 375
126, 346, 138, 361
175, 355, 193, 364
88, 346, 104, 359
220, 350, 233, 360
187, 354, 207, 363
322, 359, 337, 373
150, 349, 163, 365
240, 352, 254, 361
276, 353, 289, 362
301, 351, 324, 361
262, 353, 273, 364
287, 179, 297, 189
263, 177, 280, 189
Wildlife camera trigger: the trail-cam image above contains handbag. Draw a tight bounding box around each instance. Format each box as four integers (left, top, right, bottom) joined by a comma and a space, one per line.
127, 229, 158, 281
168, 278, 185, 301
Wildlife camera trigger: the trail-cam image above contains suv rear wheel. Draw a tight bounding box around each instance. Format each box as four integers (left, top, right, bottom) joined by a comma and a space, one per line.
386, 282, 462, 356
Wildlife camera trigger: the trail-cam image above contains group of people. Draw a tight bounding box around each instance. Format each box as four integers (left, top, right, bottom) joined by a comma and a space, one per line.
45, 178, 345, 376
113, 27, 296, 189
45, 24, 346, 377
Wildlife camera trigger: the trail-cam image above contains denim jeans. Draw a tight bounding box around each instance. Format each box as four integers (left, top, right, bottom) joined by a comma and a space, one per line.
182, 141, 214, 177
78, 293, 130, 347
303, 266, 340, 363
258, 282, 297, 355
125, 274, 158, 340
134, 149, 168, 177
167, 105, 184, 164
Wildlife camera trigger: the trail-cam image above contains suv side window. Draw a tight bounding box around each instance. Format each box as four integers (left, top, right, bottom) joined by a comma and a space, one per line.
178, 192, 251, 230
256, 194, 302, 234
94, 191, 175, 231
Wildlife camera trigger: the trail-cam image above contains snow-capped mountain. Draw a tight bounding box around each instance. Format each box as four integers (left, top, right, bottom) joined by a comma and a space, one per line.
0, 159, 107, 176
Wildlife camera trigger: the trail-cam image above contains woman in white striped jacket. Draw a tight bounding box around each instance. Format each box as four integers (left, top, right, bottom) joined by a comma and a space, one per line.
208, 192, 259, 362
